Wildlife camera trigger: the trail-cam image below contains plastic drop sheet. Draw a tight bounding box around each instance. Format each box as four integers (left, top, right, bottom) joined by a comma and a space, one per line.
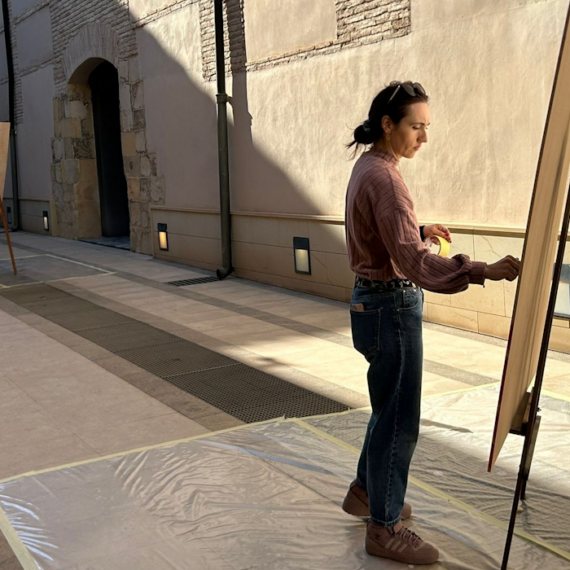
0, 397, 568, 570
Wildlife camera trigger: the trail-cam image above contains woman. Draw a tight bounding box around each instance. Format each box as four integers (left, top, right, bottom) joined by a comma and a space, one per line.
342, 81, 520, 565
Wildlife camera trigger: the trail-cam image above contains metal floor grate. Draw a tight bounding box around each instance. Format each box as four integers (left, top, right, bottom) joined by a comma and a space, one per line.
166, 276, 219, 287
1, 284, 351, 422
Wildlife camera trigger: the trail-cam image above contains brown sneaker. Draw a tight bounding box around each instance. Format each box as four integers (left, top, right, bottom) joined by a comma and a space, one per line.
342, 480, 412, 519
366, 521, 439, 565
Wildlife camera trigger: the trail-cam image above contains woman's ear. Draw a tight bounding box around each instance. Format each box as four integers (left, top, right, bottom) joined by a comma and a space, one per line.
381, 115, 392, 136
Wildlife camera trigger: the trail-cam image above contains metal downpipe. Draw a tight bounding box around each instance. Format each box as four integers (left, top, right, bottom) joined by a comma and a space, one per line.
1, 0, 20, 231
214, 0, 233, 280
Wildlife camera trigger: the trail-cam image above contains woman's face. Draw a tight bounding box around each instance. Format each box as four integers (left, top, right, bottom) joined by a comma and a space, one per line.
384, 102, 430, 160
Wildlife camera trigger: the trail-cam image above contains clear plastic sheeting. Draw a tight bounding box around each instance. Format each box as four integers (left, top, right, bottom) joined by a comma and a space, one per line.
308, 386, 570, 555
0, 395, 568, 569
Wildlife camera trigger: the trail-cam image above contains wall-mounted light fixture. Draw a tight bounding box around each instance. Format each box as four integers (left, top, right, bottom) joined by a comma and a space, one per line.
293, 237, 311, 275
6, 206, 11, 225
43, 211, 49, 232
158, 223, 169, 251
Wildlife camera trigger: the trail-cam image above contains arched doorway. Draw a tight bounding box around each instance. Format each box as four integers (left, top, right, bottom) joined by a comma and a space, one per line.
88, 61, 130, 238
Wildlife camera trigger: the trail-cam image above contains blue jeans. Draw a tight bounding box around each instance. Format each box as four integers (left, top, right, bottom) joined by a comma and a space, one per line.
350, 285, 424, 527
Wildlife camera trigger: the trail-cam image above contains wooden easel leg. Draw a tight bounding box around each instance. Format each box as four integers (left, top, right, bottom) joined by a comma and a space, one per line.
0, 198, 17, 275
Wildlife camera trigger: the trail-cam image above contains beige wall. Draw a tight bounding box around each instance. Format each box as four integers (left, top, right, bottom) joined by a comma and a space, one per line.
224, 0, 568, 224
18, 66, 55, 201
150, 207, 570, 352
244, 0, 337, 62
142, 0, 570, 348
137, 4, 220, 212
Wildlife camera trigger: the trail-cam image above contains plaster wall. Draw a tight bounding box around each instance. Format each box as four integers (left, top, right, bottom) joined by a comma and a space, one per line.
129, 0, 179, 21
12, 0, 46, 18
137, 3, 220, 211
244, 0, 337, 62
17, 65, 55, 201
15, 6, 53, 70
223, 0, 567, 226
0, 33, 7, 80
0, 83, 8, 121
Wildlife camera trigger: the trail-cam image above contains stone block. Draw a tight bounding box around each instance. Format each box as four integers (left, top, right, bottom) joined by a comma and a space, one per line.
64, 137, 74, 159
119, 59, 130, 82
81, 116, 94, 136
140, 229, 152, 254
75, 179, 99, 202
119, 84, 132, 112
73, 136, 95, 160
133, 109, 146, 131
135, 130, 146, 152
124, 155, 141, 178
141, 154, 151, 177
52, 138, 64, 162
54, 120, 62, 139
53, 163, 62, 183
141, 206, 150, 229
62, 160, 80, 184
79, 159, 98, 183
127, 178, 140, 201
129, 200, 141, 227
148, 154, 157, 176
52, 182, 64, 202
140, 178, 150, 201
69, 100, 88, 120
121, 132, 136, 155
132, 81, 144, 110
61, 118, 82, 139
76, 199, 102, 239
129, 56, 140, 83
120, 111, 133, 133
131, 227, 152, 255
53, 98, 63, 122
63, 184, 74, 204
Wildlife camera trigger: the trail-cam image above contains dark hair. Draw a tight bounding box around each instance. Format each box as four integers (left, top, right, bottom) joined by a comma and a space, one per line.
348, 81, 429, 152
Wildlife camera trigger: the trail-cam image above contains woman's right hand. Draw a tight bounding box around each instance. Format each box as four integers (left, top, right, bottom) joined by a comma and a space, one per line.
484, 256, 521, 281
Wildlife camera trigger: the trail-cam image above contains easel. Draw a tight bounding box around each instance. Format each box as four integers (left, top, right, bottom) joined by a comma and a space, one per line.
0, 197, 16, 275
501, 180, 570, 569
0, 122, 16, 276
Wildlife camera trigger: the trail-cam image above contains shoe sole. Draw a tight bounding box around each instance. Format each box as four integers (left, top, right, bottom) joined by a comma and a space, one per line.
366, 540, 439, 565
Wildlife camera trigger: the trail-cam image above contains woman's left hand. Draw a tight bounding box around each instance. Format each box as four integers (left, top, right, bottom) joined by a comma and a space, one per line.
424, 224, 452, 243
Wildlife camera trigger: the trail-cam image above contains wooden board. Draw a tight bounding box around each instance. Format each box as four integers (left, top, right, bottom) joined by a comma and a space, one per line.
489, 4, 570, 470
0, 123, 9, 199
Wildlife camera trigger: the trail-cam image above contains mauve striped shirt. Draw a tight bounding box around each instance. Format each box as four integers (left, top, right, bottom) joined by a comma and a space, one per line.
345, 148, 487, 294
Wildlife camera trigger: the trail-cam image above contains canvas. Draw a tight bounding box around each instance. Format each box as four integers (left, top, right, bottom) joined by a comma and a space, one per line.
489, 5, 570, 470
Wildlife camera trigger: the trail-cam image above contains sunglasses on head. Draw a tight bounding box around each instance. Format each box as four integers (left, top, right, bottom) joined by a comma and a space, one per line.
387, 82, 426, 104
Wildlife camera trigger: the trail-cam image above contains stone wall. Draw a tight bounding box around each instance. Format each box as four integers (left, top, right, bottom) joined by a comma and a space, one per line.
47, 0, 164, 253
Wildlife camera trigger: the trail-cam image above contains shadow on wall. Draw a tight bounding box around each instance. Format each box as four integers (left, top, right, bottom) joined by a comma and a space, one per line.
130, 0, 350, 296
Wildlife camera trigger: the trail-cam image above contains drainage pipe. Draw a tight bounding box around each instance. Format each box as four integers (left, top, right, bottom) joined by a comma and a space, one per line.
214, 0, 233, 280
1, 0, 20, 230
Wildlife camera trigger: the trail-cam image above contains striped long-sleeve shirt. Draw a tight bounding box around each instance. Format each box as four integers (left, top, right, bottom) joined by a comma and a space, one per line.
345, 148, 486, 294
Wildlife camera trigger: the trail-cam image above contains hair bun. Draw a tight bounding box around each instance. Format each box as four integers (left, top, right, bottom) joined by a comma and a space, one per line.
354, 121, 377, 145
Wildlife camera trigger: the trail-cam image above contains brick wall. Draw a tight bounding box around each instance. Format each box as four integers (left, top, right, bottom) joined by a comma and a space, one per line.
199, 0, 411, 82
50, 0, 136, 94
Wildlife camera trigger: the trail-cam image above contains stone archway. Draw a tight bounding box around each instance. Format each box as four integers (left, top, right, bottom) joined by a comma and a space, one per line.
50, 23, 163, 253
